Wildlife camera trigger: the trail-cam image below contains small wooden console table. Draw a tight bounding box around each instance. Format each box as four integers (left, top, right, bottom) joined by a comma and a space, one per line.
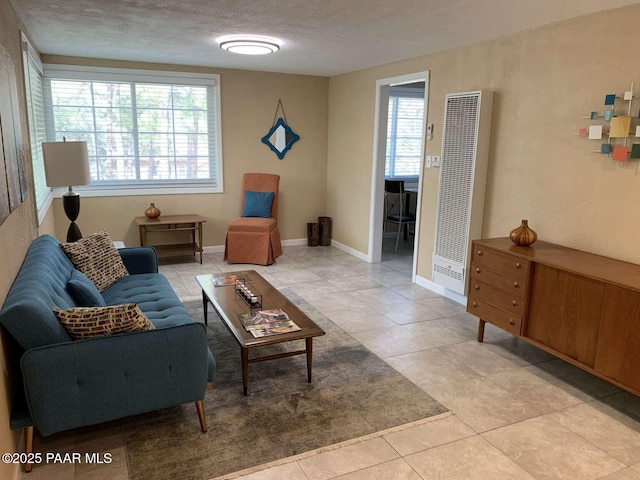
135, 214, 206, 264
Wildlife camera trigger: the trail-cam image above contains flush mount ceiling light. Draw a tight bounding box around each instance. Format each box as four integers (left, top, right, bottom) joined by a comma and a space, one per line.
218, 36, 280, 55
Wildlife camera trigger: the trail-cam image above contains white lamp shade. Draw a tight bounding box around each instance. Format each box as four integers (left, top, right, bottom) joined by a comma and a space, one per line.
42, 141, 91, 187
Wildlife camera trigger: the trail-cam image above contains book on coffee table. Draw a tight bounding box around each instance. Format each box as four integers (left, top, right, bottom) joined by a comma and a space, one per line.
256, 308, 289, 321
238, 310, 301, 337
239, 309, 288, 326
250, 322, 301, 337
211, 273, 252, 287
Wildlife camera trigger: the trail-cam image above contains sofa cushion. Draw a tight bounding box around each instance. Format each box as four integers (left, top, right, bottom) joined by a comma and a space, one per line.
61, 231, 129, 292
67, 270, 107, 307
242, 190, 274, 218
101, 273, 193, 329
0, 235, 76, 350
227, 217, 277, 233
52, 304, 155, 340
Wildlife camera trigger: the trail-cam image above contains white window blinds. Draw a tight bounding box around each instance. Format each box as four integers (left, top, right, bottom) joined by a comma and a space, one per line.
385, 88, 425, 178
22, 34, 50, 222
43, 66, 223, 193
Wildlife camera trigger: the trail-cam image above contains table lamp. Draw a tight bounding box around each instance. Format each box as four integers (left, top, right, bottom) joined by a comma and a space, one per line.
42, 140, 91, 242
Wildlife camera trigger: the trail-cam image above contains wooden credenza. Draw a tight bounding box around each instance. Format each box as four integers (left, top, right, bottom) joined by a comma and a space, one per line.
467, 237, 640, 397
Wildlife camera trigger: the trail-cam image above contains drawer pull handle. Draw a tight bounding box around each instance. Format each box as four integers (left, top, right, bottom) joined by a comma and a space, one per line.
512, 300, 518, 307
472, 301, 478, 308
513, 281, 520, 288
515, 262, 522, 269
474, 284, 480, 291
477, 250, 483, 256
509, 319, 516, 326
476, 268, 481, 273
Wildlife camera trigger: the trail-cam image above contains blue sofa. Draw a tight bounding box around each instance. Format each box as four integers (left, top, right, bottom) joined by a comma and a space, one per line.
0, 234, 215, 471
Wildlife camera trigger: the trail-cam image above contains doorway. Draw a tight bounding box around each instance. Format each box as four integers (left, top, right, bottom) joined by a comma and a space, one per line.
368, 71, 429, 281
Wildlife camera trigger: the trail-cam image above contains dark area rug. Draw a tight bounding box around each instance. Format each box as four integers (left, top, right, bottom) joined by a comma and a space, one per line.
124, 290, 447, 480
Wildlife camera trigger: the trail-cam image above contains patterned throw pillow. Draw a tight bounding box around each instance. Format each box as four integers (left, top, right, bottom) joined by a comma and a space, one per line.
52, 304, 155, 340
61, 231, 129, 292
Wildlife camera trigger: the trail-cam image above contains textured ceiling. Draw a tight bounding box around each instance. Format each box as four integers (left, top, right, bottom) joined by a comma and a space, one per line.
10, 0, 640, 76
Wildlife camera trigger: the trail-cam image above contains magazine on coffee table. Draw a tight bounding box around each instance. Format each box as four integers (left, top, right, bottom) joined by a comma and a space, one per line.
250, 322, 301, 337
211, 273, 252, 287
238, 309, 301, 337
256, 308, 289, 321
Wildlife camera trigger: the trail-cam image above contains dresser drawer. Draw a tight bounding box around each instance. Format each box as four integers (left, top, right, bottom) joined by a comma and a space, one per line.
469, 279, 525, 316
472, 245, 529, 280
470, 265, 527, 298
467, 296, 523, 336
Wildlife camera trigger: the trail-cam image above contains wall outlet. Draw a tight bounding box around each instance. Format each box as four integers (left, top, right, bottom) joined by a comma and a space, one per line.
433, 155, 441, 167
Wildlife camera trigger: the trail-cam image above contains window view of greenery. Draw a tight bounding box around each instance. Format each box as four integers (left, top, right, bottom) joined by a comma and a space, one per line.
385, 95, 424, 178
47, 80, 214, 184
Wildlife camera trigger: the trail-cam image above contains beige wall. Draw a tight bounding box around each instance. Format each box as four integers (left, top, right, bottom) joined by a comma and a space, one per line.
4, 5, 640, 476
327, 4, 640, 280
0, 0, 40, 478
42, 56, 329, 248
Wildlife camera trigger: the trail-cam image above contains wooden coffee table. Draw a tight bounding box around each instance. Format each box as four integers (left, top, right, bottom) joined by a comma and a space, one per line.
196, 271, 325, 395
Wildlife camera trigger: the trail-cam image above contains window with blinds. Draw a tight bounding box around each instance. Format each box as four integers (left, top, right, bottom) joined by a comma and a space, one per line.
43, 65, 222, 193
385, 88, 425, 179
22, 34, 50, 223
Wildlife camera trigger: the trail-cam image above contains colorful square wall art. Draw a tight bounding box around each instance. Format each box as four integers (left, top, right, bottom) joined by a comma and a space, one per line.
591, 111, 598, 120
612, 146, 628, 161
610, 116, 631, 138
625, 90, 634, 101
589, 125, 603, 140
632, 144, 640, 159
579, 128, 587, 137
601, 143, 612, 154
604, 109, 614, 121
605, 94, 616, 105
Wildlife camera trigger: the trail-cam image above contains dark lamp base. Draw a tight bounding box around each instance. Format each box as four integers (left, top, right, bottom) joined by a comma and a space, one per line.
62, 193, 83, 242
66, 222, 82, 243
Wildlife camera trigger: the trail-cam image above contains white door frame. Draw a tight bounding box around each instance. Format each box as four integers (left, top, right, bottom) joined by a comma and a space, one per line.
368, 70, 430, 280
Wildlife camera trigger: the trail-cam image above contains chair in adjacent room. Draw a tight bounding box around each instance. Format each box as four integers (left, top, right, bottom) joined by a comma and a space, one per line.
224, 173, 283, 265
383, 180, 416, 252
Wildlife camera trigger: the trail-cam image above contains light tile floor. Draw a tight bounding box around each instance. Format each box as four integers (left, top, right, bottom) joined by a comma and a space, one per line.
21, 240, 640, 480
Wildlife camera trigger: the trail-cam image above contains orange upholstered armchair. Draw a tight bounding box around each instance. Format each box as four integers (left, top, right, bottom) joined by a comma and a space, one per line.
224, 173, 283, 265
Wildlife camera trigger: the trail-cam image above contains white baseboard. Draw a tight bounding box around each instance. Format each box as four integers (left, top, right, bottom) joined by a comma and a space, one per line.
202, 245, 225, 254
202, 238, 314, 255
330, 239, 371, 262
414, 275, 467, 306
282, 238, 308, 247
